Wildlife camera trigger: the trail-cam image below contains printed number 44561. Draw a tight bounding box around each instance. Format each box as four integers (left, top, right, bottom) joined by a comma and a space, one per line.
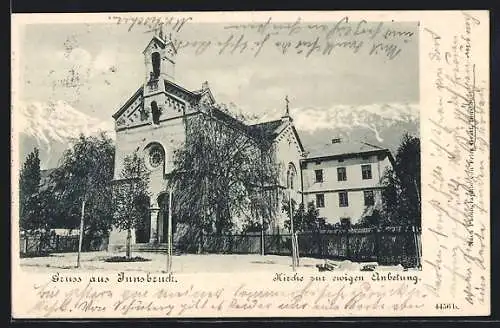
435, 303, 460, 310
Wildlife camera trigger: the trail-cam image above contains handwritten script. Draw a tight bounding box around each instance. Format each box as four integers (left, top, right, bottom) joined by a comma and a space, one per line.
424, 11, 488, 307
108, 15, 416, 60
27, 274, 427, 317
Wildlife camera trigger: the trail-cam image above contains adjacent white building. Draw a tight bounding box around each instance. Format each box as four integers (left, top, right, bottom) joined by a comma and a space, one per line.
300, 138, 394, 226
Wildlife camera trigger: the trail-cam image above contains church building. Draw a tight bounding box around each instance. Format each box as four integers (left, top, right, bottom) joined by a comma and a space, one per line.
108, 35, 305, 251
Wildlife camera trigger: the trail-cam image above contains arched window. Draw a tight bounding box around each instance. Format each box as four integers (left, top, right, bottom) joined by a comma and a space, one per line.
145, 143, 165, 171
151, 101, 161, 124
151, 52, 161, 79
287, 163, 297, 190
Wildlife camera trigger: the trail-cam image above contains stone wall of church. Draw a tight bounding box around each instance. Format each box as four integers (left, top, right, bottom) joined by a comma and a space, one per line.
270, 124, 304, 232
108, 116, 188, 252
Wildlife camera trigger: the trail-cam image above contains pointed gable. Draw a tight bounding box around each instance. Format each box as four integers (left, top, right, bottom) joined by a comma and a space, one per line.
142, 36, 166, 54
112, 86, 143, 120
248, 119, 304, 152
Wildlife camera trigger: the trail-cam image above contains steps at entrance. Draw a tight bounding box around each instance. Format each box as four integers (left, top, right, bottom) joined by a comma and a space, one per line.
132, 243, 181, 255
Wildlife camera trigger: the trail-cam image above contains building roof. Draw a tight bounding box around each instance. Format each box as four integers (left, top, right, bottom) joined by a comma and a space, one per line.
303, 140, 392, 161
142, 35, 178, 55
209, 107, 249, 133
112, 79, 212, 120
247, 119, 284, 140
247, 119, 305, 152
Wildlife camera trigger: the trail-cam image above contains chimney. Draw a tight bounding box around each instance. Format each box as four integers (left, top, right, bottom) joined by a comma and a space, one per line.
331, 138, 342, 144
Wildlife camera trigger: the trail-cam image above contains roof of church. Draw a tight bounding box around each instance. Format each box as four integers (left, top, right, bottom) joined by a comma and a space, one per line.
112, 79, 214, 119
303, 141, 392, 161
247, 119, 284, 139
248, 119, 305, 151
164, 79, 201, 99
112, 86, 144, 119
142, 35, 177, 54
209, 107, 248, 132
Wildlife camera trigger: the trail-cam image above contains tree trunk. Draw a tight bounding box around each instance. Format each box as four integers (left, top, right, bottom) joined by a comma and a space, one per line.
413, 179, 421, 205
126, 227, 132, 259
77, 199, 86, 268
260, 223, 265, 256
166, 189, 173, 272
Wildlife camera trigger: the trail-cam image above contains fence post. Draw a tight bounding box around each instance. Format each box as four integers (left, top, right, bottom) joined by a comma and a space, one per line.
412, 226, 421, 268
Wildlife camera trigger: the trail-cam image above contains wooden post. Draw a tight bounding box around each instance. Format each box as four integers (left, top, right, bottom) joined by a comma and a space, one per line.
260, 215, 265, 256
167, 189, 173, 272
288, 190, 296, 271
126, 228, 132, 259
294, 232, 300, 266
77, 199, 86, 268
412, 226, 421, 268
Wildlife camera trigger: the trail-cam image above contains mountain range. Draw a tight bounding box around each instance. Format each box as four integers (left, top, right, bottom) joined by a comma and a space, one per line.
16, 100, 419, 169
16, 100, 114, 169
259, 102, 419, 155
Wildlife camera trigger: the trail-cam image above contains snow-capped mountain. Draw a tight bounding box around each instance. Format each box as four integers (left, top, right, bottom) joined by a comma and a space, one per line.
16, 100, 419, 170
15, 100, 114, 169
259, 102, 420, 154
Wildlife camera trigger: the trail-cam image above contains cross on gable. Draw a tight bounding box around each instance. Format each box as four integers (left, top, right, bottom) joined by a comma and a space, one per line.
285, 95, 290, 116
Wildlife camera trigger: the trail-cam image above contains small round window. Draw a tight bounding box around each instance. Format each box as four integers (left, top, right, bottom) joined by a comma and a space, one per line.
148, 146, 164, 169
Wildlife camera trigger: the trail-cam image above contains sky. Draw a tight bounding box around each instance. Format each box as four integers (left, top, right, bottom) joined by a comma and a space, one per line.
17, 19, 419, 124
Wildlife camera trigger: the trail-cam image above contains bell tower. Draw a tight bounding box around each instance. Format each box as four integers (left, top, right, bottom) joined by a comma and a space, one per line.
142, 32, 177, 93
141, 32, 178, 125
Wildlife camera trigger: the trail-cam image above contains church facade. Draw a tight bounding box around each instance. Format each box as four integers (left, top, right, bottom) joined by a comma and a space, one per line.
108, 35, 305, 251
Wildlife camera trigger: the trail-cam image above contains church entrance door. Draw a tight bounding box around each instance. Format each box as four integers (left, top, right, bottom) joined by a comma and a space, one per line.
135, 196, 151, 243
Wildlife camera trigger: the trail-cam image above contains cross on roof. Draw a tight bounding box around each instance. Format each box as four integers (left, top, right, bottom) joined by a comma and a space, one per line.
285, 95, 290, 116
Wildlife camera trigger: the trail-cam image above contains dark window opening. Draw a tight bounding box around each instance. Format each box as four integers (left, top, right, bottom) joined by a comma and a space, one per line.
315, 169, 323, 183
340, 217, 351, 229
338, 158, 344, 162
152, 52, 161, 79
362, 164, 372, 180
151, 101, 161, 124
337, 167, 347, 181
364, 190, 375, 206
287, 164, 297, 190
339, 191, 349, 207
316, 194, 325, 208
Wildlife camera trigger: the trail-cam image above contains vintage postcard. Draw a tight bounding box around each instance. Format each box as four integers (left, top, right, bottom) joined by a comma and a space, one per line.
11, 11, 490, 318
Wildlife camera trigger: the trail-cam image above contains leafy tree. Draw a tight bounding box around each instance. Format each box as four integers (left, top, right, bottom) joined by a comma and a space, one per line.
282, 200, 325, 232
19, 148, 43, 231
50, 133, 115, 249
168, 108, 280, 235
356, 209, 388, 228
112, 152, 151, 259
381, 133, 421, 226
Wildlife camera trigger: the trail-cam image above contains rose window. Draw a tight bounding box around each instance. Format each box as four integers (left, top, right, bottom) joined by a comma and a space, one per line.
149, 146, 164, 169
